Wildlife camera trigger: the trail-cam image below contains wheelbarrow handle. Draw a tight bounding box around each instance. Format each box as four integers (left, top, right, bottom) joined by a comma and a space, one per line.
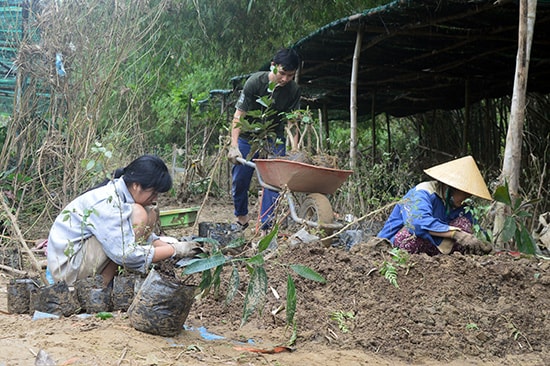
235, 157, 281, 192
236, 157, 255, 169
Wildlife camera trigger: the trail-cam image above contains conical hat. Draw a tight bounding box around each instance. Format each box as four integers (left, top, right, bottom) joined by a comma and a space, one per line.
423, 156, 492, 200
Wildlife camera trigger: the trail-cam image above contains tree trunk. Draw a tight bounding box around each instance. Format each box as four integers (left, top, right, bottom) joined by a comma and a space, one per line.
494, 0, 537, 249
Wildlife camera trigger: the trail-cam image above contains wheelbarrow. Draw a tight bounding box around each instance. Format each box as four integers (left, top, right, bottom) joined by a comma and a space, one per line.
236, 157, 353, 235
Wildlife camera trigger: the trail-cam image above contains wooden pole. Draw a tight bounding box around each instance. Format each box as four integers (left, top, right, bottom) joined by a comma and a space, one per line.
371, 91, 376, 162
463, 78, 470, 155
185, 93, 192, 165
350, 29, 363, 170
385, 113, 391, 154
318, 108, 323, 152
323, 104, 329, 150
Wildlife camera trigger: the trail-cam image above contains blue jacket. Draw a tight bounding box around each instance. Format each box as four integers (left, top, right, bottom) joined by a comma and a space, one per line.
377, 181, 472, 246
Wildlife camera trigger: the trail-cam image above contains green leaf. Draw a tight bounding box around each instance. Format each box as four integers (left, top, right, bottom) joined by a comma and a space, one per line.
85, 159, 96, 171
225, 265, 240, 305
500, 216, 517, 243
380, 262, 399, 288
199, 269, 212, 291
512, 196, 523, 211
286, 274, 296, 325
482, 228, 493, 242
226, 237, 247, 249
290, 264, 326, 284
194, 237, 219, 245
193, 237, 221, 251
288, 320, 298, 346
493, 185, 511, 205
212, 265, 223, 296
516, 210, 533, 218
256, 96, 270, 108
241, 266, 268, 326
520, 198, 542, 209
389, 247, 409, 265
258, 225, 278, 253
183, 253, 226, 275
517, 226, 536, 255
95, 312, 113, 320
246, 253, 265, 266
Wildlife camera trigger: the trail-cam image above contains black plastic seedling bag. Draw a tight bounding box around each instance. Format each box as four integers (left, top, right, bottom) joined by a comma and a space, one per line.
75, 275, 111, 313
111, 273, 143, 311
29, 281, 80, 316
127, 268, 195, 337
7, 278, 39, 314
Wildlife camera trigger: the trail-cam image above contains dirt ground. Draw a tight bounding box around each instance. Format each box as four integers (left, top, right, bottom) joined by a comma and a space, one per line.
1, 197, 549, 366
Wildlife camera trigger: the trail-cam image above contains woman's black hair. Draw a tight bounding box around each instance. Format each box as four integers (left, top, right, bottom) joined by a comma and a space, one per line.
92, 154, 172, 193
120, 154, 172, 193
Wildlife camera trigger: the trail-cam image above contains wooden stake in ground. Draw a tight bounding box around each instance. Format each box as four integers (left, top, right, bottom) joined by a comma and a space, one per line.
1, 193, 48, 284
192, 148, 225, 234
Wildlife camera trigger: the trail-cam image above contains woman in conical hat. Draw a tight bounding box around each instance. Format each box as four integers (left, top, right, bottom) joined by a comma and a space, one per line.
377, 156, 493, 255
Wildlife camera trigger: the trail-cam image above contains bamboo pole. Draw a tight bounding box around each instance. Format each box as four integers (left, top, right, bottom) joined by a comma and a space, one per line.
463, 78, 470, 155
371, 91, 376, 162
349, 29, 363, 170
385, 113, 391, 153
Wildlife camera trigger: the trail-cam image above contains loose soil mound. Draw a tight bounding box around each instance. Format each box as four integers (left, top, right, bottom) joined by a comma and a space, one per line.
193, 238, 550, 365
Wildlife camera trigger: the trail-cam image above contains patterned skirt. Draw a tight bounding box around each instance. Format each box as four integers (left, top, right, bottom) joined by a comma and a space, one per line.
393, 216, 472, 256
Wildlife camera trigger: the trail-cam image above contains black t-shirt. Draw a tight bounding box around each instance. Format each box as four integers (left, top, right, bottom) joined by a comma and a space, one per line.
235, 71, 301, 139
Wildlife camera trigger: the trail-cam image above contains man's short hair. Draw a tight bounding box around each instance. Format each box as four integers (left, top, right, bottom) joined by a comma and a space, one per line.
272, 48, 301, 71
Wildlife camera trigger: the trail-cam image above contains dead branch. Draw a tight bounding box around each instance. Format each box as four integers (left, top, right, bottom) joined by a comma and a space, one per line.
192, 147, 225, 233
0, 263, 29, 277
324, 201, 397, 242
1, 193, 48, 284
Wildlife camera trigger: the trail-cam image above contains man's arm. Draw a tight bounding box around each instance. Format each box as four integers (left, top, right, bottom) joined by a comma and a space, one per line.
231, 109, 246, 146
227, 109, 247, 164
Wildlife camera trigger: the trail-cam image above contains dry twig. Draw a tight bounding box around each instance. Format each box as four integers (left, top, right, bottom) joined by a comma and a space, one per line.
323, 201, 397, 242
1, 193, 47, 284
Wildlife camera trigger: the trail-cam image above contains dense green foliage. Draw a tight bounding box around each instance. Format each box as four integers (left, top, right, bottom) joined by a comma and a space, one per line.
146, 0, 385, 149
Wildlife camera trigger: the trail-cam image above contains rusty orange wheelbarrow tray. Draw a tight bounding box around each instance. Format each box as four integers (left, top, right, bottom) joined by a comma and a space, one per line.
236, 157, 353, 231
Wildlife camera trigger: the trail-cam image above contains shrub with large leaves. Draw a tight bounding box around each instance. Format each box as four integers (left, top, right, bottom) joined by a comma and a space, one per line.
493, 181, 538, 254
182, 225, 326, 331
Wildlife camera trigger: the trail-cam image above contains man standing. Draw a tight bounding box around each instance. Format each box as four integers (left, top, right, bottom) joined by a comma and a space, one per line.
227, 48, 301, 233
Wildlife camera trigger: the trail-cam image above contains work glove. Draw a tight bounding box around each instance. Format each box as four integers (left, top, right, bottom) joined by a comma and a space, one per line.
227, 145, 243, 165
160, 236, 205, 258
170, 241, 205, 258
453, 230, 493, 255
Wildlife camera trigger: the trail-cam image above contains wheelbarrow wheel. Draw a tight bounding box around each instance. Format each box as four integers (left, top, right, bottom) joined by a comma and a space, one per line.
298, 193, 335, 239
